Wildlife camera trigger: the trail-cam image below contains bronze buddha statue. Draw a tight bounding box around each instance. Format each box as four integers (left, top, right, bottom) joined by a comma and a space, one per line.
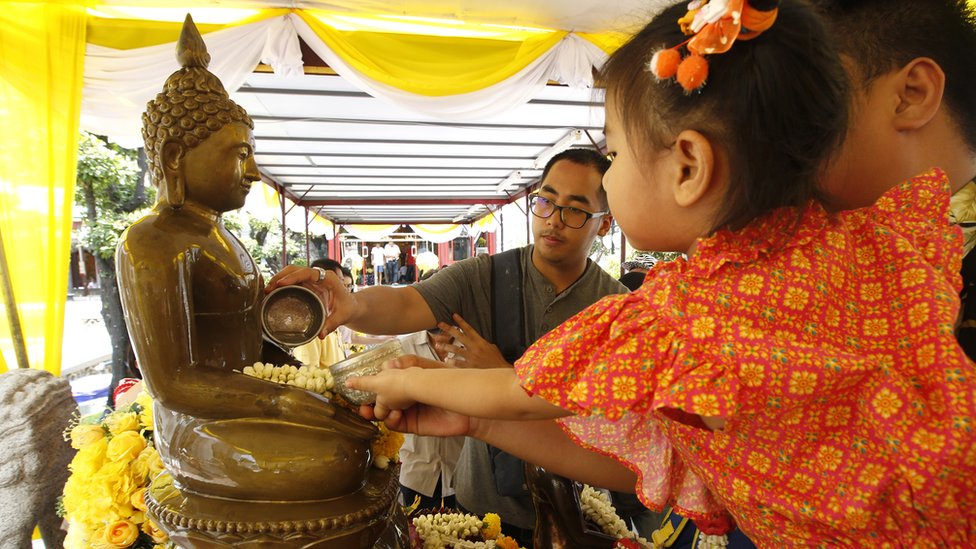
116, 15, 405, 548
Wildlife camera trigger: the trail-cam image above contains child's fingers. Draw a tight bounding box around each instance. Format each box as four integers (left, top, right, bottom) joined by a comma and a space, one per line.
373, 402, 391, 420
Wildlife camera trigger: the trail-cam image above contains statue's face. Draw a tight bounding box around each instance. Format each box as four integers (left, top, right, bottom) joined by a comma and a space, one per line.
181, 122, 260, 212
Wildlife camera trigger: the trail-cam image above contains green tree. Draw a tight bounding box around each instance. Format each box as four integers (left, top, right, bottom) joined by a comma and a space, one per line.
75, 132, 153, 402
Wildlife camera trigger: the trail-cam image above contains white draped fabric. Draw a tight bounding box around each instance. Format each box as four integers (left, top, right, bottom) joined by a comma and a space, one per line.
82, 15, 302, 138
343, 224, 402, 241
290, 13, 606, 120
408, 224, 465, 244
80, 13, 610, 138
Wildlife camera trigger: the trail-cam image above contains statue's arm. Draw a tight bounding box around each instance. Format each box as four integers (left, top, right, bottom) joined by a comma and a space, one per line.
116, 231, 374, 439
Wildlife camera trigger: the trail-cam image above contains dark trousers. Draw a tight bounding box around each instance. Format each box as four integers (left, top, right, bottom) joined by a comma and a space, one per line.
400, 478, 457, 513
385, 260, 399, 284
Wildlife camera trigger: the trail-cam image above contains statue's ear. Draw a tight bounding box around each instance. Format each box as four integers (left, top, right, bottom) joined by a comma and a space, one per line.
161, 139, 185, 208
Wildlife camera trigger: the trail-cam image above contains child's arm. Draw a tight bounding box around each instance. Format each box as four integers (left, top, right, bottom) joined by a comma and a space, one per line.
347, 355, 569, 421
359, 401, 638, 493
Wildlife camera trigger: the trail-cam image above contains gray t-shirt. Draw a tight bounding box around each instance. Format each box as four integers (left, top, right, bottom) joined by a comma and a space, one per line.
414, 245, 627, 528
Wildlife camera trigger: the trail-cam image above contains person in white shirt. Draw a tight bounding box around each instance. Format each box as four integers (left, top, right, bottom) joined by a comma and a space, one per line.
369, 244, 386, 285
383, 241, 401, 285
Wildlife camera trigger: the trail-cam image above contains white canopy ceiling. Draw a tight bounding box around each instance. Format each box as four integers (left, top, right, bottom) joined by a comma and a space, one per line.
84, 1, 672, 225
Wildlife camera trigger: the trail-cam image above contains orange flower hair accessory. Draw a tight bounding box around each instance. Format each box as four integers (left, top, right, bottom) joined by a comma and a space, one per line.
647, 0, 780, 92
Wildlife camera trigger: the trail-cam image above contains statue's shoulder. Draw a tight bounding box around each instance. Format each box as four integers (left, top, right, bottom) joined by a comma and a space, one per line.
117, 211, 192, 264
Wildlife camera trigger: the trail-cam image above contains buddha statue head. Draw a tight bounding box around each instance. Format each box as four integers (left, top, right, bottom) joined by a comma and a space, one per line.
142, 15, 258, 212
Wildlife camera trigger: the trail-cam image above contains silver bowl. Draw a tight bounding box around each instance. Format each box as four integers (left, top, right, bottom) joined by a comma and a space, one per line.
329, 339, 404, 405
261, 285, 326, 348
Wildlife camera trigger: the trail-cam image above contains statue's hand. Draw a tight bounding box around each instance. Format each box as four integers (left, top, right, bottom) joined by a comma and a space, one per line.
276, 385, 376, 440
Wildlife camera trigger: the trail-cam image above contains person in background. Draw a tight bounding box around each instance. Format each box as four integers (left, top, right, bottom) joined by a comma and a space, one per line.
404, 246, 418, 284
397, 328, 464, 512
618, 260, 651, 292
370, 243, 386, 285
384, 241, 401, 285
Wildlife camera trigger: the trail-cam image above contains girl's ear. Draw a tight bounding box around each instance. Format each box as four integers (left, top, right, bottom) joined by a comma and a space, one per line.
892, 57, 945, 132
669, 129, 716, 207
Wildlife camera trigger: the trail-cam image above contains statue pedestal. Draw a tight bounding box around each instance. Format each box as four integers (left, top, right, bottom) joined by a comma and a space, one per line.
146, 467, 408, 549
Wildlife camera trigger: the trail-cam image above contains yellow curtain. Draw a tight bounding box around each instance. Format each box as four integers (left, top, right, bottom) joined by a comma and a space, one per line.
0, 1, 87, 375
578, 31, 632, 55
297, 10, 567, 96
86, 8, 288, 49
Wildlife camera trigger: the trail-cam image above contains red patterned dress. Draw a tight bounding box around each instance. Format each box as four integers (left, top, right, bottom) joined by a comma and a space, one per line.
515, 170, 976, 546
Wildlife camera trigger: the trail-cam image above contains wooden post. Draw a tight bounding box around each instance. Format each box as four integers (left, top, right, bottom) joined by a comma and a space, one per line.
0, 226, 29, 368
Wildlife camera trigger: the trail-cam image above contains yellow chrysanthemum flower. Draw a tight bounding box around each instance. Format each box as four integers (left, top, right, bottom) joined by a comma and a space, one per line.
106, 430, 147, 463
105, 411, 140, 436
134, 391, 155, 431
370, 422, 404, 465
69, 423, 106, 449
481, 512, 501, 539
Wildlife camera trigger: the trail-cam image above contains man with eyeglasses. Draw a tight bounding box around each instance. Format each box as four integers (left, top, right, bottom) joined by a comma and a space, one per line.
267, 148, 626, 546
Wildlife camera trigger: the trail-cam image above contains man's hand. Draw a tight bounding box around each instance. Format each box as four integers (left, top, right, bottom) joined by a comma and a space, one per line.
358, 402, 474, 437
266, 265, 356, 337
437, 313, 509, 369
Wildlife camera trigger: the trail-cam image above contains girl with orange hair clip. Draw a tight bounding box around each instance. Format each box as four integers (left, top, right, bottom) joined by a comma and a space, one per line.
349, 1, 976, 546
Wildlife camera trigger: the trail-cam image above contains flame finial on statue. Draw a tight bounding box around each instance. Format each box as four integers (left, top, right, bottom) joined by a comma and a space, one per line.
176, 14, 211, 69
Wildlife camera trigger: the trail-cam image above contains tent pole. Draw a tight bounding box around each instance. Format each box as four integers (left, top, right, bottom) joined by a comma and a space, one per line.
0, 226, 30, 368
304, 208, 310, 264
279, 184, 287, 267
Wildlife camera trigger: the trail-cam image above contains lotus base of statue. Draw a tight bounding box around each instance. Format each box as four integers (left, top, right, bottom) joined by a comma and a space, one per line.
146, 466, 408, 549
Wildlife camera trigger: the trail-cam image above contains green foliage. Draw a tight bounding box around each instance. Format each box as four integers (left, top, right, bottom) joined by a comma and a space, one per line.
75, 132, 154, 257
223, 212, 309, 279
78, 209, 149, 260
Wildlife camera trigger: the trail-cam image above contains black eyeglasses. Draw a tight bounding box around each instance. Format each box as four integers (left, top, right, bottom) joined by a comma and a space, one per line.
528, 193, 608, 229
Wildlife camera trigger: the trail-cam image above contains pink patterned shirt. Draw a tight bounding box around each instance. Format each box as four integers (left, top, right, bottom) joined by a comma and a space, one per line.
515, 170, 976, 546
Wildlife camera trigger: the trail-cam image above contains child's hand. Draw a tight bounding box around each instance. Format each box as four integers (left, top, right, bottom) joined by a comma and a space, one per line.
346, 356, 437, 420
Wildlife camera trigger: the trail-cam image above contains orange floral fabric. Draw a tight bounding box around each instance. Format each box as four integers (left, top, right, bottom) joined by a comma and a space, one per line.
516, 170, 976, 546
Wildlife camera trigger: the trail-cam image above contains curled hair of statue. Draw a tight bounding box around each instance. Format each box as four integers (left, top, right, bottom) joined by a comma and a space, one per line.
646, 0, 781, 92
141, 14, 252, 190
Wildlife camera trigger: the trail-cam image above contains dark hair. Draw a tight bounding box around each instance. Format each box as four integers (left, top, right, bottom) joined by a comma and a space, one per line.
311, 258, 342, 274
340, 266, 352, 278
619, 271, 647, 292
540, 147, 611, 209
814, 0, 976, 151
600, 0, 849, 232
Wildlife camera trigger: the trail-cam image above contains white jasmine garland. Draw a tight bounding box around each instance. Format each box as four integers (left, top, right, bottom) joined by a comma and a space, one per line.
412, 513, 495, 548
579, 485, 652, 548
242, 362, 335, 397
